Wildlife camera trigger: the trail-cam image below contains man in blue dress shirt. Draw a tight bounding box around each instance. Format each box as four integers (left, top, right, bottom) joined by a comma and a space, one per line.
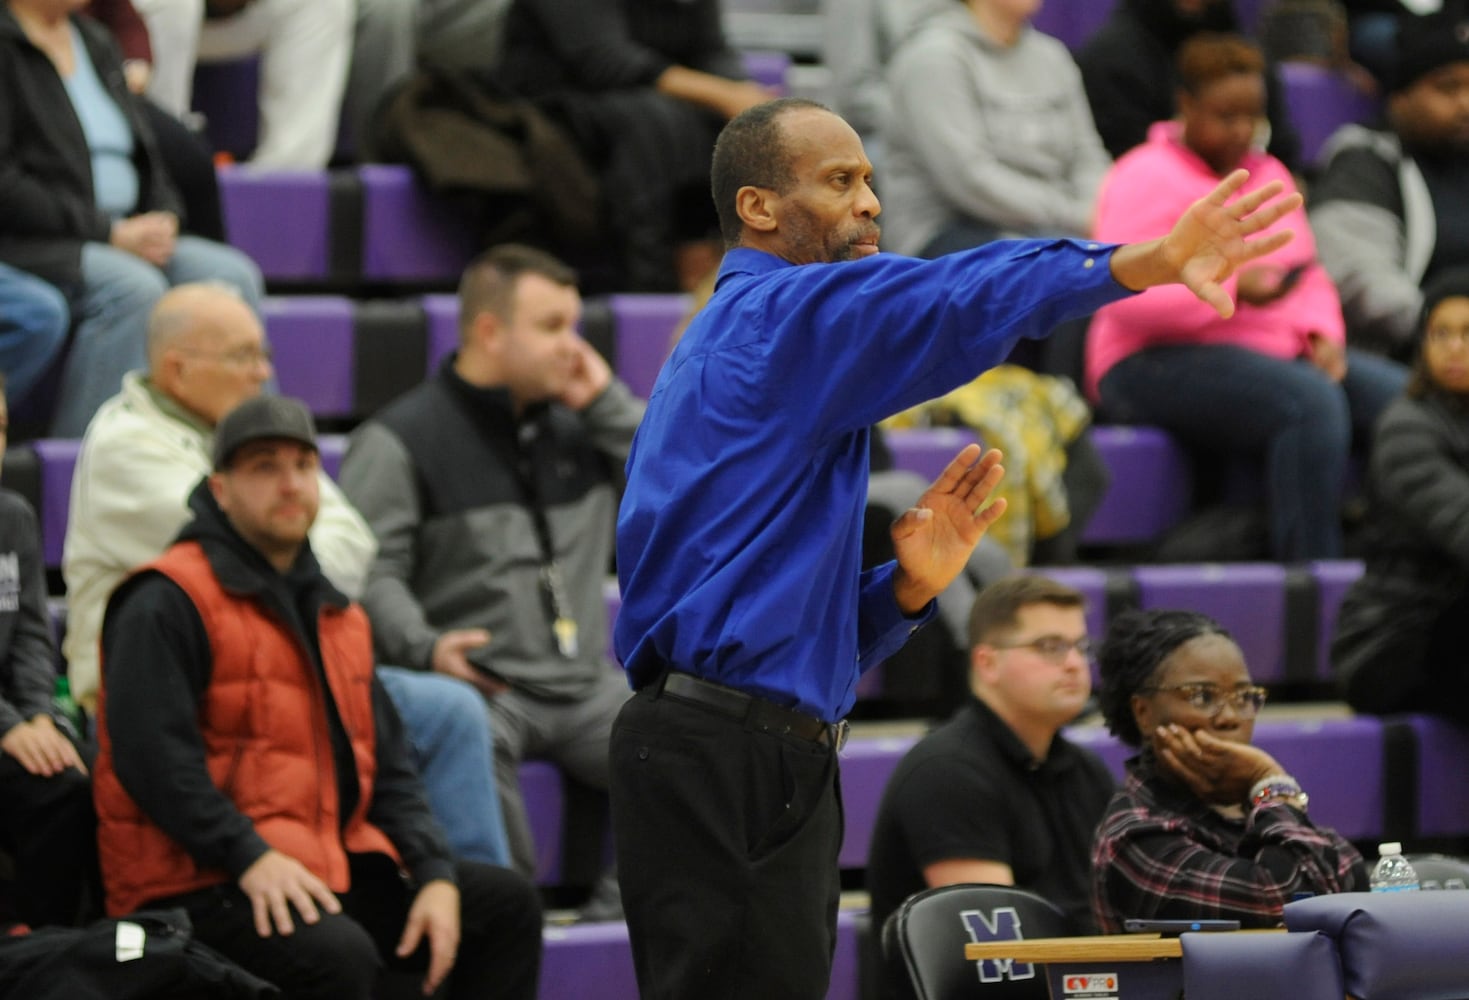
610, 96, 1301, 999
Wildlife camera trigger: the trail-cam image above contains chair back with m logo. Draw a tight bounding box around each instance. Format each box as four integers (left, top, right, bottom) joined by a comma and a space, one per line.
880, 884, 1072, 1000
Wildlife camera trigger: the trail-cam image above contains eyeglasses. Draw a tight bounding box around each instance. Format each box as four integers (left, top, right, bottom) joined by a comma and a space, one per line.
991, 636, 1094, 664
177, 345, 274, 367
1137, 683, 1269, 718
1426, 326, 1469, 348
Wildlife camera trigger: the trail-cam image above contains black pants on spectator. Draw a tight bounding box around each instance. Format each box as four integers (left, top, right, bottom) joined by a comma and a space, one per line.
142, 101, 227, 242
0, 752, 97, 928
610, 683, 844, 1000
156, 855, 542, 1000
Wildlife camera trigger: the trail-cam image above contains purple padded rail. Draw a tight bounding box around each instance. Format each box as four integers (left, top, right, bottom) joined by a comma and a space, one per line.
1134, 562, 1288, 685
1084, 426, 1193, 545
1310, 559, 1364, 685
33, 439, 79, 571
606, 293, 689, 399
261, 297, 356, 419
837, 734, 919, 871
359, 165, 478, 283
218, 168, 332, 282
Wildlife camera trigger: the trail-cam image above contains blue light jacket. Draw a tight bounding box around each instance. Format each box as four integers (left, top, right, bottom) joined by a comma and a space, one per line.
616, 240, 1131, 721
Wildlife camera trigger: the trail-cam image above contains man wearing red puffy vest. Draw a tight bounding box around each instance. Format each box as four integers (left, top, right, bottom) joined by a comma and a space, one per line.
92, 394, 542, 1000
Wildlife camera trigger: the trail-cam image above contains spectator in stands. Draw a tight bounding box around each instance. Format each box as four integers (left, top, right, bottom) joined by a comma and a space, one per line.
1332, 266, 1469, 724
0, 264, 69, 423
130, 0, 352, 168
339, 245, 643, 918
1309, 8, 1469, 360
1091, 607, 1368, 932
882, 0, 1112, 258
0, 0, 262, 437
62, 283, 513, 867
93, 395, 542, 1000
497, 0, 775, 291
0, 372, 98, 929
1077, 0, 1303, 171
1087, 33, 1409, 560
866, 575, 1115, 952
821, 0, 946, 161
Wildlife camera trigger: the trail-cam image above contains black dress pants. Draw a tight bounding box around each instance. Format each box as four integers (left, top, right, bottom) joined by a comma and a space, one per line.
610, 685, 844, 1000
157, 855, 542, 1000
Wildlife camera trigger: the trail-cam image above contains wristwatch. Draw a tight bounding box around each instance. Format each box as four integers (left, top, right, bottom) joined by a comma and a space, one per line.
1249, 775, 1309, 812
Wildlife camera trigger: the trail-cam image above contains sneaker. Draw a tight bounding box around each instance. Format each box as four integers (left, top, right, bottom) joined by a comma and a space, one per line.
576, 870, 624, 923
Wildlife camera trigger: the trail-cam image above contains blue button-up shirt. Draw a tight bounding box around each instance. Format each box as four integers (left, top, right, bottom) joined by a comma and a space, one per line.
616, 240, 1131, 721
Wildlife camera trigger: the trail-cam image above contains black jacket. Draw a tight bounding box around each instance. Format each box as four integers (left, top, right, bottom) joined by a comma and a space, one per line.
0, 8, 180, 290
101, 481, 456, 889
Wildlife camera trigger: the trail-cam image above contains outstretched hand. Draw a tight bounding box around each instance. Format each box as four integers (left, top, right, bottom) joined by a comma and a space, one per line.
1111, 168, 1304, 318
890, 444, 1006, 614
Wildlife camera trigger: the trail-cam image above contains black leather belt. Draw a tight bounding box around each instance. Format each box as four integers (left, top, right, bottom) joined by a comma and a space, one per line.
654, 671, 849, 751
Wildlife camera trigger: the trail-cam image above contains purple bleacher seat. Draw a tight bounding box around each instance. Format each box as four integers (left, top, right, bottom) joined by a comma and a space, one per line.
262, 297, 356, 419
1310, 559, 1363, 684
520, 760, 565, 885
33, 439, 79, 571
828, 909, 863, 1000
741, 49, 792, 92
422, 294, 459, 375
1253, 716, 1384, 841
837, 734, 919, 870
1030, 0, 1114, 50
539, 922, 639, 1000
1061, 725, 1130, 781
883, 427, 983, 483
317, 433, 347, 480
1084, 426, 1193, 545
1279, 62, 1382, 169
1134, 562, 1288, 684
218, 168, 332, 282
606, 293, 689, 399
1401, 713, 1469, 838
359, 165, 478, 284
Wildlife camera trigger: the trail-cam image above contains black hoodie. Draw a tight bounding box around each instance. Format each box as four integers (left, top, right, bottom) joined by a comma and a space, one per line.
100, 479, 455, 894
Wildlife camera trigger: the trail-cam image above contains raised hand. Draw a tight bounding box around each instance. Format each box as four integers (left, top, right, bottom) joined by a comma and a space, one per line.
889, 443, 1006, 614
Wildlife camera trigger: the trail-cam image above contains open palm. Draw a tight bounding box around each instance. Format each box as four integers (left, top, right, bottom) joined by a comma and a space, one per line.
890, 444, 1007, 608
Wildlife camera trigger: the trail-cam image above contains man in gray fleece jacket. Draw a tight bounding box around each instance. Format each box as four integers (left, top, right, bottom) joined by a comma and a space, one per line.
339, 245, 643, 895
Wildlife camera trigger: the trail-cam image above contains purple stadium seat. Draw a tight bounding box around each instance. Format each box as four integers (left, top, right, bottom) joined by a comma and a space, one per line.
317, 434, 347, 480
884, 428, 983, 483
1067, 716, 1386, 841
1279, 62, 1382, 169
829, 909, 863, 1000
606, 293, 689, 399
1401, 713, 1469, 838
539, 922, 640, 1000
359, 165, 478, 284
1031, 0, 1114, 50
837, 735, 919, 870
218, 168, 332, 282
261, 297, 356, 419
1134, 562, 1288, 684
1310, 559, 1363, 684
33, 439, 79, 571
1084, 426, 1193, 545
422, 294, 460, 375
1253, 716, 1385, 841
741, 49, 792, 92
519, 760, 566, 885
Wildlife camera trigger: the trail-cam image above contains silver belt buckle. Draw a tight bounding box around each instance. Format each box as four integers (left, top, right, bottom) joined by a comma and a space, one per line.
830, 720, 850, 753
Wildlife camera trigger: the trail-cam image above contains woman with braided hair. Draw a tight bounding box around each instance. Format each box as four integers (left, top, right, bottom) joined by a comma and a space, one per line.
1089, 608, 1366, 932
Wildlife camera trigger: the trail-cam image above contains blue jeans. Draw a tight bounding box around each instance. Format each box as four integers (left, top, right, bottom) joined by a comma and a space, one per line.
376, 667, 511, 867
1099, 344, 1408, 560
0, 263, 69, 409
55, 237, 263, 437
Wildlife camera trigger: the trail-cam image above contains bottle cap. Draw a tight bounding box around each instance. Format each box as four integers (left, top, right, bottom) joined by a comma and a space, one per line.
1378, 842, 1403, 856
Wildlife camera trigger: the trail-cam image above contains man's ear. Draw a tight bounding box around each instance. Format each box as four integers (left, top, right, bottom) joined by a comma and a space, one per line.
466, 310, 502, 353
207, 472, 227, 509
735, 184, 779, 233
971, 644, 998, 689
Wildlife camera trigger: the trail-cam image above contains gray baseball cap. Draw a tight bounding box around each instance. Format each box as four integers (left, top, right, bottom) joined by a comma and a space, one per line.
212, 395, 318, 470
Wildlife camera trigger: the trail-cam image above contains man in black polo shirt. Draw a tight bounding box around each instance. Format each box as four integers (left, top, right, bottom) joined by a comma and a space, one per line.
866, 574, 1115, 957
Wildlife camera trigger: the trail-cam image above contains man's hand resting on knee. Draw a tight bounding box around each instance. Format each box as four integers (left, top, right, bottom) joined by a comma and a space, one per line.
238, 848, 343, 937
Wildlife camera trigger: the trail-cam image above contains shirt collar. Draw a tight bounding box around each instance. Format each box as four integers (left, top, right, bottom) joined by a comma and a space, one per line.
969, 695, 1075, 774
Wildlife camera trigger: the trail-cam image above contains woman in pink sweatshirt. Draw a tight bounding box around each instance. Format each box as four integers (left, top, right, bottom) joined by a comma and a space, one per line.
1086, 32, 1407, 560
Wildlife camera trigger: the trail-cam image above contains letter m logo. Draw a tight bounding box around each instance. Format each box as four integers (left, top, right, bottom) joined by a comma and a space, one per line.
960, 906, 1036, 983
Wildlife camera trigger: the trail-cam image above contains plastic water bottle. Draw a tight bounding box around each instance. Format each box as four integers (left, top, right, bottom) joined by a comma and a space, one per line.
1370, 842, 1420, 893
52, 676, 85, 741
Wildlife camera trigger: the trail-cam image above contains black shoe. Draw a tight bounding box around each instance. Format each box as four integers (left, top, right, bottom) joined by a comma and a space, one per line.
576, 871, 624, 923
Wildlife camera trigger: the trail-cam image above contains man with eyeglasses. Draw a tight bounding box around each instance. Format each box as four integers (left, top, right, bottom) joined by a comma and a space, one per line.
1090, 608, 1366, 933
62, 282, 515, 868
866, 574, 1116, 957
